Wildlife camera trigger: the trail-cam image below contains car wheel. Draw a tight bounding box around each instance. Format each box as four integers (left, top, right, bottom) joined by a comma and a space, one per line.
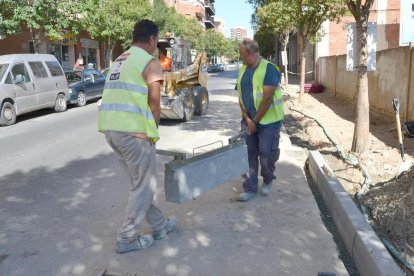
0, 102, 17, 126
77, 92, 87, 107
54, 94, 67, 112
193, 86, 209, 116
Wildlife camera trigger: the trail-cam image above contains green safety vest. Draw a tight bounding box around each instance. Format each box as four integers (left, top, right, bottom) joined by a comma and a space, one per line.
237, 59, 284, 125
98, 46, 159, 143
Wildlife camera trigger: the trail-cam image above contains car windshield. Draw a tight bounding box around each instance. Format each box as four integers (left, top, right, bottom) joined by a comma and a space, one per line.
65, 71, 82, 82
0, 63, 9, 81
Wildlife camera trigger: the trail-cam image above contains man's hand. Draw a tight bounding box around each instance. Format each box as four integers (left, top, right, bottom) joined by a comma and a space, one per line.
246, 117, 257, 135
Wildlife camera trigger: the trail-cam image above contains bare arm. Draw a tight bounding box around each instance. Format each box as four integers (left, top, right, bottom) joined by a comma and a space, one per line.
148, 81, 161, 127
143, 59, 164, 127
239, 100, 256, 135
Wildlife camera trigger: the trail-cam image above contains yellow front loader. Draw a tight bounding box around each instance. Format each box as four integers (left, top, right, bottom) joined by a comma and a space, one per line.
157, 36, 209, 121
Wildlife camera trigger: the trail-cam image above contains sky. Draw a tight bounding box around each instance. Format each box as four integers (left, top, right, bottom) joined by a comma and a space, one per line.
214, 0, 255, 38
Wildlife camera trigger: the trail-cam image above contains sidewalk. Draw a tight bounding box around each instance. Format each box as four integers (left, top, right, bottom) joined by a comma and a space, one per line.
94, 128, 350, 276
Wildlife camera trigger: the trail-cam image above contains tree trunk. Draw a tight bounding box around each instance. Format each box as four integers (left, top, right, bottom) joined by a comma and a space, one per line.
105, 40, 114, 68
30, 30, 40, 54
299, 34, 306, 103
351, 17, 370, 153
283, 33, 289, 87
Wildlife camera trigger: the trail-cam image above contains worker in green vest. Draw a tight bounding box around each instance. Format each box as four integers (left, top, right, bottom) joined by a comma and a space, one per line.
236, 38, 284, 202
98, 19, 176, 253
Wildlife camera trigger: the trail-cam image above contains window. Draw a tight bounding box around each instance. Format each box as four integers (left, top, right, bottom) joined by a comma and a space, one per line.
5, 73, 13, 84
83, 69, 93, 81
29, 62, 48, 78
45, 61, 64, 76
11, 63, 31, 83
91, 69, 102, 80
65, 71, 82, 82
0, 63, 8, 82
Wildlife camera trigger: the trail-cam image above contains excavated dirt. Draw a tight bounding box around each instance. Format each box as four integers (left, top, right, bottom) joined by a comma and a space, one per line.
282, 84, 414, 272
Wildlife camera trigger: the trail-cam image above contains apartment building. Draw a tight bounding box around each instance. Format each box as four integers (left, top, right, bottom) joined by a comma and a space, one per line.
317, 0, 402, 57
0, 30, 103, 70
214, 17, 225, 36
230, 27, 247, 40
164, 0, 216, 30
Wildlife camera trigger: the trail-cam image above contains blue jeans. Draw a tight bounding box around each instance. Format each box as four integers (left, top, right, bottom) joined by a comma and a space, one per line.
241, 122, 282, 193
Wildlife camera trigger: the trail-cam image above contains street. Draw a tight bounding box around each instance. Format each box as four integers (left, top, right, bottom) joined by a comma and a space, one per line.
0, 69, 349, 276
0, 70, 241, 275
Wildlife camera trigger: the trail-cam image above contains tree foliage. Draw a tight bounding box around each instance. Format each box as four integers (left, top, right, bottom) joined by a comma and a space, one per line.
82, 0, 151, 65
0, 0, 84, 52
249, 0, 345, 102
202, 29, 228, 60
254, 28, 276, 58
224, 38, 240, 62
0, 0, 235, 65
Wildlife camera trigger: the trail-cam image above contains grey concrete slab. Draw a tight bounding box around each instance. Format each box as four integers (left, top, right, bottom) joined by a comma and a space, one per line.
353, 230, 403, 276
164, 144, 248, 203
308, 151, 403, 276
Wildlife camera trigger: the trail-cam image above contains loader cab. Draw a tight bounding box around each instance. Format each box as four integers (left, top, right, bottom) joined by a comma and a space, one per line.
157, 36, 193, 72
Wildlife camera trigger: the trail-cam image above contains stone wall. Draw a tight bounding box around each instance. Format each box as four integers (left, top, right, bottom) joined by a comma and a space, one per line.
316, 46, 414, 120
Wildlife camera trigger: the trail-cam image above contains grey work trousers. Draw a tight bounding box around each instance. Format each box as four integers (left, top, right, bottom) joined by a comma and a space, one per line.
104, 131, 167, 242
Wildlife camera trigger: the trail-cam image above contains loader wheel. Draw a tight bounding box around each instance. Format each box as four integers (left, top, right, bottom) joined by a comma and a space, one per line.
182, 92, 195, 122
194, 86, 209, 116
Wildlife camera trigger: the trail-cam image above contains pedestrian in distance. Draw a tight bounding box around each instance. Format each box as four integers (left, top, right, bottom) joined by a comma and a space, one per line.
236, 38, 284, 202
98, 19, 177, 253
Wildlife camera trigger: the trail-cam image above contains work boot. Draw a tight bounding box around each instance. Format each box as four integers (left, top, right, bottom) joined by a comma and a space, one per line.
261, 182, 272, 196
153, 216, 177, 240
116, 234, 153, 254
237, 192, 257, 202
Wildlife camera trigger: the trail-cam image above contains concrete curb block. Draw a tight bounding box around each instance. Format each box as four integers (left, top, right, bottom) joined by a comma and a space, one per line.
308, 150, 403, 276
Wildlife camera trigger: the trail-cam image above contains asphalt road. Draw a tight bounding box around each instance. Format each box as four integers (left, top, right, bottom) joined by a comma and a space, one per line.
0, 69, 242, 276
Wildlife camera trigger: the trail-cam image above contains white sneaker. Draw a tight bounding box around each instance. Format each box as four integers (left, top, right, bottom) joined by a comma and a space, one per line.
261, 183, 272, 196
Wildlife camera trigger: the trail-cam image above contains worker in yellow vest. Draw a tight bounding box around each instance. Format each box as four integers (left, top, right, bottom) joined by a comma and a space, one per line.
98, 19, 176, 253
236, 38, 284, 202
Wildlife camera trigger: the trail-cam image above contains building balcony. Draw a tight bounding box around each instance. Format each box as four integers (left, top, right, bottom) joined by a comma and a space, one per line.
204, 0, 215, 15
204, 14, 215, 29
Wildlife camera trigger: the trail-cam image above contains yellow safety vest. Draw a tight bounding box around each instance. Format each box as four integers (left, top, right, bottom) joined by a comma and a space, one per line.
237, 59, 284, 125
98, 46, 159, 143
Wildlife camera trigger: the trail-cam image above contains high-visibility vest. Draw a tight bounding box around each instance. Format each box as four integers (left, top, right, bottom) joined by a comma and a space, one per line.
98, 46, 159, 143
237, 59, 284, 125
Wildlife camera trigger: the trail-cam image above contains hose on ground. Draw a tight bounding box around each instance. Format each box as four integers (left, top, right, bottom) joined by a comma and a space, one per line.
289, 105, 414, 273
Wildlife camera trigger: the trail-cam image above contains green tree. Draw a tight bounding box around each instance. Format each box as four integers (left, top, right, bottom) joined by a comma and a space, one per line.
254, 28, 276, 60
149, 0, 205, 51
0, 0, 83, 53
345, 0, 375, 153
254, 1, 296, 87
249, 0, 345, 102
82, 0, 151, 66
224, 38, 240, 62
202, 29, 228, 62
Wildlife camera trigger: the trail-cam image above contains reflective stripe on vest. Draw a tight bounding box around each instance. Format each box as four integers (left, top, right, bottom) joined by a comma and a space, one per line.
104, 81, 148, 95
237, 59, 284, 125
98, 46, 159, 142
99, 103, 154, 120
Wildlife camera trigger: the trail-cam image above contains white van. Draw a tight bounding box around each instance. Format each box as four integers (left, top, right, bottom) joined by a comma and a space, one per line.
0, 54, 69, 126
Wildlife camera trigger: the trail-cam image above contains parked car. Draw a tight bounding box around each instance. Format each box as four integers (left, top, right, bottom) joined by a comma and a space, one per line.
0, 54, 68, 126
217, 63, 225, 72
100, 68, 109, 77
207, 64, 220, 73
65, 68, 106, 107
227, 63, 239, 70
